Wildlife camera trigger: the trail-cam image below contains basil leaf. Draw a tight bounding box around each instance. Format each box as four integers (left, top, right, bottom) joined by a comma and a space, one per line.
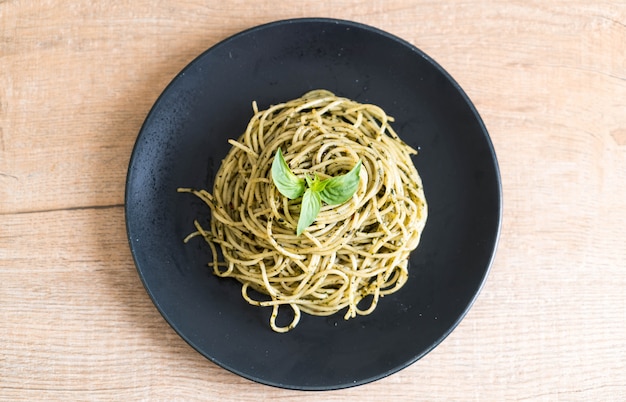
272, 153, 363, 235
271, 148, 305, 200
319, 160, 362, 205
309, 173, 328, 193
297, 188, 321, 236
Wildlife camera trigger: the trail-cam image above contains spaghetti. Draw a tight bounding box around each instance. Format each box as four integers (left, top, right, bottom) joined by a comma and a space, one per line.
179, 90, 427, 332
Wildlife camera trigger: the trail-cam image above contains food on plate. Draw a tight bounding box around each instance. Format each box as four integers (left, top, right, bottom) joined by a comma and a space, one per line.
179, 90, 427, 332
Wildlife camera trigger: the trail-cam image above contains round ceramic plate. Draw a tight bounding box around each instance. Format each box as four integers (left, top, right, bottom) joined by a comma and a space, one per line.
125, 18, 501, 390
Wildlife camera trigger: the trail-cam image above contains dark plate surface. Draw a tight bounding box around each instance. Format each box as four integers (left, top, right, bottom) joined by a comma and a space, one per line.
125, 18, 501, 390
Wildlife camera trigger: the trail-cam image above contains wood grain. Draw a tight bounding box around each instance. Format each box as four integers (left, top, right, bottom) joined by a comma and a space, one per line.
1, 0, 625, 400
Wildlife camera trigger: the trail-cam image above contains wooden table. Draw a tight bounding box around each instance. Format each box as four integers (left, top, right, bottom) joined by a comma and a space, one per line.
2, 1, 625, 400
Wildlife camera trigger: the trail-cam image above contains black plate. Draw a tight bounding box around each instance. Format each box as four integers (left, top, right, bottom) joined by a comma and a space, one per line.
125, 18, 501, 390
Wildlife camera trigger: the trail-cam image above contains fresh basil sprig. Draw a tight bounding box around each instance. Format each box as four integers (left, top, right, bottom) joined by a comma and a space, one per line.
271, 148, 362, 236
